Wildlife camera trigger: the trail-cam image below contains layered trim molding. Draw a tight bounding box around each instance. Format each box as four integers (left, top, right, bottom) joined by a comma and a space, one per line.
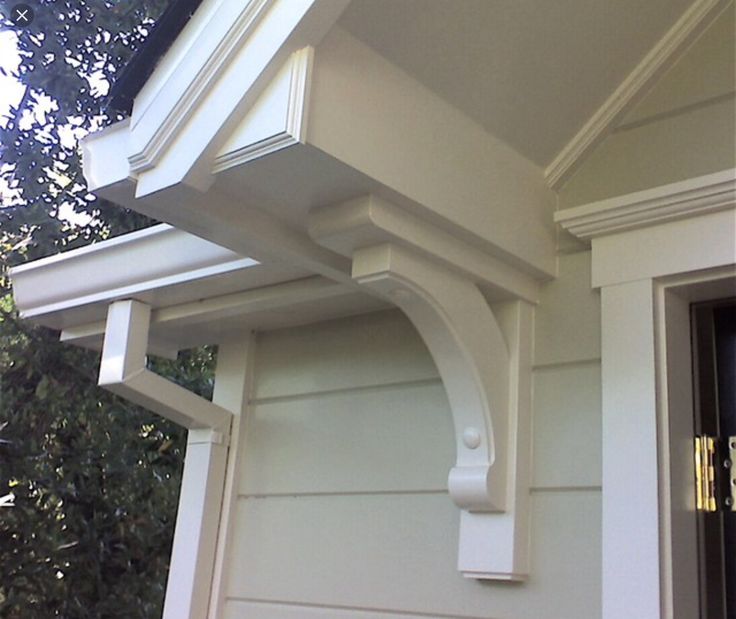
129, 0, 274, 173
212, 46, 313, 173
555, 169, 736, 239
544, 0, 732, 189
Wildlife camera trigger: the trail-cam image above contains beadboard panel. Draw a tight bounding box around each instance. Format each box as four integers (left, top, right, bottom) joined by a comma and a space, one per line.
223, 491, 601, 619
532, 361, 602, 488
239, 381, 453, 496
253, 310, 439, 400
534, 251, 601, 367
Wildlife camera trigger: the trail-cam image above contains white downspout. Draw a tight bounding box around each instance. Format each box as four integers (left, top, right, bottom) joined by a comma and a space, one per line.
99, 299, 234, 619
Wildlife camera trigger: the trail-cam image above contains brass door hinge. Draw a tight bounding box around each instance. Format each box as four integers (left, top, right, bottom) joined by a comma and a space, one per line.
694, 435, 735, 512
695, 436, 717, 512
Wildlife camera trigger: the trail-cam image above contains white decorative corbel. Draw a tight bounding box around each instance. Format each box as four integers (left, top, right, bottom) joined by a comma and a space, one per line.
353, 244, 510, 512
309, 197, 534, 580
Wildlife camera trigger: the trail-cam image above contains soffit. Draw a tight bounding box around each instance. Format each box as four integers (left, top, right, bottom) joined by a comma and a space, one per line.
339, 0, 695, 166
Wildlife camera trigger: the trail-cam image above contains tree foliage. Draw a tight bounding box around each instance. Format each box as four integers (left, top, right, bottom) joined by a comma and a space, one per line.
0, 3, 215, 617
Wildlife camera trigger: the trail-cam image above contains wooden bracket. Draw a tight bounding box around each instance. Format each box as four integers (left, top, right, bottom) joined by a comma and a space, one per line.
310, 197, 534, 580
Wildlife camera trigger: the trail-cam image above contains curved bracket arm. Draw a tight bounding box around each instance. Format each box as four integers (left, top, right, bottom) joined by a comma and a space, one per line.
353, 244, 510, 512
352, 243, 532, 580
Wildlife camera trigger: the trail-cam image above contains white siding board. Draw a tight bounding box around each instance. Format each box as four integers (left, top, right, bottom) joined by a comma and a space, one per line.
224, 491, 601, 619
532, 361, 602, 488
215, 284, 603, 618
222, 600, 492, 619
253, 310, 439, 399
240, 381, 453, 496
534, 251, 601, 367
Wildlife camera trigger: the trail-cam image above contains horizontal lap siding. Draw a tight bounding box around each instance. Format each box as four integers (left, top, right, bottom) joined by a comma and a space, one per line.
224, 492, 600, 619
220, 251, 602, 618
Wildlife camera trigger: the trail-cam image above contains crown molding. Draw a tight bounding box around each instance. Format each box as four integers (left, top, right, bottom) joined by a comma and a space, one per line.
129, 0, 274, 173
545, 0, 732, 189
555, 169, 736, 239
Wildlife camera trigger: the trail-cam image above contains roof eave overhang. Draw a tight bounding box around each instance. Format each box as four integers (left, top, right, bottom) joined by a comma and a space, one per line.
14, 0, 565, 582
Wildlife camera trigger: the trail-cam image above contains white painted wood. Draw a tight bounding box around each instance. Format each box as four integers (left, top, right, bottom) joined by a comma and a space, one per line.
560, 166, 736, 619
309, 27, 556, 279
206, 335, 253, 619
127, 0, 290, 171
80, 119, 133, 192
213, 47, 313, 173
351, 243, 534, 578
309, 195, 540, 303
532, 361, 602, 489
555, 168, 736, 239
656, 286, 699, 619
558, 97, 736, 208
312, 195, 536, 577
253, 310, 438, 399
58, 276, 356, 350
534, 251, 601, 367
592, 208, 736, 288
223, 491, 600, 619
544, 0, 731, 188
620, 5, 735, 127
133, 0, 349, 195
241, 381, 452, 496
600, 280, 661, 619
338, 0, 696, 168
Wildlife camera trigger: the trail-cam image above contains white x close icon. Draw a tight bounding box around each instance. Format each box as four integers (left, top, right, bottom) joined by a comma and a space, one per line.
11, 4, 34, 26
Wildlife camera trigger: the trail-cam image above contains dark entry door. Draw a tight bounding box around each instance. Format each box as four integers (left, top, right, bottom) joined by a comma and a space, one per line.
692, 300, 736, 619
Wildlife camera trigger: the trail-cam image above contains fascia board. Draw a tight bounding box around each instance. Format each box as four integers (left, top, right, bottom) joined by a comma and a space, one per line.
128, 0, 349, 195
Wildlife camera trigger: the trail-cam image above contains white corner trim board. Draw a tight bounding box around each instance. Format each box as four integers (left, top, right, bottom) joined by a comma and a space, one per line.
555, 168, 736, 239
544, 0, 732, 189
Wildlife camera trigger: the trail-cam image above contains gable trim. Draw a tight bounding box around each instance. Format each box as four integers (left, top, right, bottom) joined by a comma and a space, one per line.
544, 0, 731, 190
128, 0, 274, 173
